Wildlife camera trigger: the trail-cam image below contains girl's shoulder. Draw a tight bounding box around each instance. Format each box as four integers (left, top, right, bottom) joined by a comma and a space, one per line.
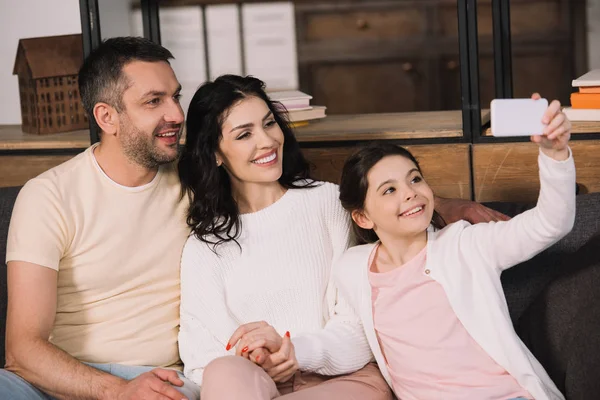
333, 243, 377, 289
335, 243, 377, 272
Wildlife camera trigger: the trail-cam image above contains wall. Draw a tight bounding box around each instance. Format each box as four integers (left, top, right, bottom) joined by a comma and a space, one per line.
0, 0, 81, 125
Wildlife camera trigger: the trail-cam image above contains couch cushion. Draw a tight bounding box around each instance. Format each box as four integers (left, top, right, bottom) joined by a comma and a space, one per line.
517, 235, 600, 397
494, 192, 600, 323
0, 186, 22, 366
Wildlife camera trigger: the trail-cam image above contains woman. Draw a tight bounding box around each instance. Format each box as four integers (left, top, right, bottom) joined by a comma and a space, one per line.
177, 74, 393, 399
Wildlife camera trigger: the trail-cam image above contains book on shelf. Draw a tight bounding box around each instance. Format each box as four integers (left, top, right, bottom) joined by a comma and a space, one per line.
578, 86, 600, 94
568, 69, 600, 121
572, 69, 600, 87
563, 107, 600, 122
287, 106, 327, 123
268, 89, 326, 124
269, 90, 313, 110
570, 92, 600, 109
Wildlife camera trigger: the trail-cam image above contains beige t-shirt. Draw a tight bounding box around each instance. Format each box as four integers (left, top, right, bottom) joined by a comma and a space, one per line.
6, 144, 190, 368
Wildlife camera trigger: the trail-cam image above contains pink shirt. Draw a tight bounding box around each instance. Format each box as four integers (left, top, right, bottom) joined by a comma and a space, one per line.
368, 244, 532, 400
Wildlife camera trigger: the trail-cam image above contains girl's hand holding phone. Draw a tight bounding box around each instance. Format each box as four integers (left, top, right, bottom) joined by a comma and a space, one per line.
530, 93, 571, 161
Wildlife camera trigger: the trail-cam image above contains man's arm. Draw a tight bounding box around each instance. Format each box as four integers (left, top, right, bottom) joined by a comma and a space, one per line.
434, 195, 510, 225
4, 261, 185, 400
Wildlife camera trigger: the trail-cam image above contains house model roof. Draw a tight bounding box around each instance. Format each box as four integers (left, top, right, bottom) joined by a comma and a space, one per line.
13, 34, 83, 79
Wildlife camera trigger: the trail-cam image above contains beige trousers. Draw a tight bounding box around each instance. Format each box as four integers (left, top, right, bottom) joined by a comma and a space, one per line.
201, 356, 393, 400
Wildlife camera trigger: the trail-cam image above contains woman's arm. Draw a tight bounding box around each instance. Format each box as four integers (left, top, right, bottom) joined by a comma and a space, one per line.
178, 238, 239, 386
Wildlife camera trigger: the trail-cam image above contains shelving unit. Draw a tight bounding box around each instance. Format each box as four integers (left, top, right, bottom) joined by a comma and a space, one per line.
1, 0, 598, 202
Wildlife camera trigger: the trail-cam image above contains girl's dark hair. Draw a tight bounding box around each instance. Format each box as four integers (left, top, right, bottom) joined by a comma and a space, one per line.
178, 74, 315, 248
339, 142, 446, 245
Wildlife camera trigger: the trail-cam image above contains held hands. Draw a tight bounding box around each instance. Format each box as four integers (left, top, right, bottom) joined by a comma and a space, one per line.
531, 93, 571, 160
114, 368, 187, 400
227, 321, 299, 383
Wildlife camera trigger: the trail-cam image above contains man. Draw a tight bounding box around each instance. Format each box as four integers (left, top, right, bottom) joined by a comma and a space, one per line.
0, 37, 199, 400
0, 36, 505, 399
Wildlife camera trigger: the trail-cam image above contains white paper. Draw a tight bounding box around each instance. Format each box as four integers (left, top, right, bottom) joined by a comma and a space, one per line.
242, 2, 298, 91
130, 9, 143, 37
206, 5, 243, 80
159, 6, 206, 116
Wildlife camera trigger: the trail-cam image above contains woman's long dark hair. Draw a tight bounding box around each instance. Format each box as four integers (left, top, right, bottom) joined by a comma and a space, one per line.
339, 142, 445, 245
178, 75, 315, 248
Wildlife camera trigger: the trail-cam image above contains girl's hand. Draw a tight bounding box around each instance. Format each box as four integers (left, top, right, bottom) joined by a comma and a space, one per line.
530, 93, 571, 161
227, 321, 283, 358
260, 332, 299, 383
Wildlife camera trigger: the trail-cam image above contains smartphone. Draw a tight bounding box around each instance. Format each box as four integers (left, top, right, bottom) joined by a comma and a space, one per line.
490, 98, 548, 137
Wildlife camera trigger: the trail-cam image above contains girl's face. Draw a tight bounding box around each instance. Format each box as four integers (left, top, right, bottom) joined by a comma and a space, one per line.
353, 155, 435, 240
217, 96, 284, 186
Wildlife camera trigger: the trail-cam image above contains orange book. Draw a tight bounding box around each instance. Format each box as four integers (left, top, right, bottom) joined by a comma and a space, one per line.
570, 92, 600, 109
579, 86, 600, 94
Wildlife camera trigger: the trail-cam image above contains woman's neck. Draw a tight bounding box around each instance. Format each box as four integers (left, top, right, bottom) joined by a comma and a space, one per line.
375, 230, 428, 272
232, 181, 287, 214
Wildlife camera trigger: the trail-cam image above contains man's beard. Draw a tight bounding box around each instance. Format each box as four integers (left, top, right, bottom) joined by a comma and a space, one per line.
119, 121, 181, 169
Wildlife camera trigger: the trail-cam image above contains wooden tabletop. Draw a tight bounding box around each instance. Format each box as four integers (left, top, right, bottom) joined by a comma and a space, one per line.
1, 109, 597, 151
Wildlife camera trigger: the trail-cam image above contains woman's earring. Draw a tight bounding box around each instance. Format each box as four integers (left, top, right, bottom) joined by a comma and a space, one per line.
216, 160, 222, 167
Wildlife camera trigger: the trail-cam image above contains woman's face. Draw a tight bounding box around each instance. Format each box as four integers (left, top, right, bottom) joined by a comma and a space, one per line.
217, 96, 285, 186
354, 155, 435, 239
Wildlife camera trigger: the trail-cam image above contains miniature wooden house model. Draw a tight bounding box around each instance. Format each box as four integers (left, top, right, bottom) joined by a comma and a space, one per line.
13, 34, 88, 134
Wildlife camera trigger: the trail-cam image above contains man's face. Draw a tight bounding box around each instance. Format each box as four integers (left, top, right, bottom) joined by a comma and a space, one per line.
117, 61, 184, 168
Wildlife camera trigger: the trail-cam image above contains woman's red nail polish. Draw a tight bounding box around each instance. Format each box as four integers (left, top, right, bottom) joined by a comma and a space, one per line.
242, 346, 248, 353
225, 343, 231, 351
256, 355, 261, 362
285, 331, 290, 338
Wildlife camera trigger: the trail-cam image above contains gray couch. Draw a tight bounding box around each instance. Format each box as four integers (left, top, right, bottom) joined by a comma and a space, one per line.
1, 186, 599, 398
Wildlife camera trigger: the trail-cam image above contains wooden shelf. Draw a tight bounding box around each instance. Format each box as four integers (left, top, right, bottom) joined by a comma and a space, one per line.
483, 120, 600, 136
0, 125, 90, 151
3, 110, 596, 151
0, 110, 489, 151
294, 110, 475, 142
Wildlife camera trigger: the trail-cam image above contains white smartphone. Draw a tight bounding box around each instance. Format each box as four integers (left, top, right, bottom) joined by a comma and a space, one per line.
490, 98, 548, 137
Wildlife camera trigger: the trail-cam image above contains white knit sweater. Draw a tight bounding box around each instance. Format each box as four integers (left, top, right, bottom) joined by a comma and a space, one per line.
178, 182, 373, 386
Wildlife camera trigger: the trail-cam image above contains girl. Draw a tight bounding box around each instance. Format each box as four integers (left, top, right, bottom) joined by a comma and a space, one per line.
177, 75, 393, 400
334, 95, 574, 400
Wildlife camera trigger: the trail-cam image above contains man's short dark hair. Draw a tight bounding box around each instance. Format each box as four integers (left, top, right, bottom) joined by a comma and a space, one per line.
78, 36, 174, 132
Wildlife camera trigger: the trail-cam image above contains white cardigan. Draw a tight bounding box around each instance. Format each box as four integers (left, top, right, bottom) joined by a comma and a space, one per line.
333, 149, 575, 400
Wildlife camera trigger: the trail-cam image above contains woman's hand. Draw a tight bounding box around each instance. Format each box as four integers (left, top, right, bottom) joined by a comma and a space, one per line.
226, 322, 298, 382
530, 93, 571, 161
259, 332, 299, 383
227, 321, 283, 358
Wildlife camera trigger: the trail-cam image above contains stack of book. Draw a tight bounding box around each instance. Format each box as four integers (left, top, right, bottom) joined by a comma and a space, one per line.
268, 90, 327, 127
564, 69, 600, 121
